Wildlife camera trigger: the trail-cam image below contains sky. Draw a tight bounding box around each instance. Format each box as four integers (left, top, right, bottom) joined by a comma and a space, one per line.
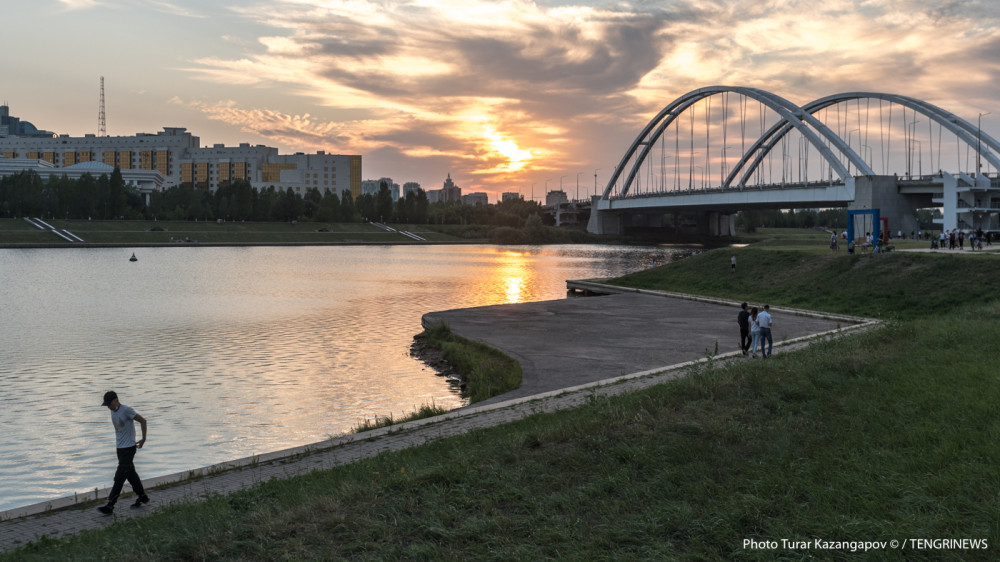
3, 0, 1000, 201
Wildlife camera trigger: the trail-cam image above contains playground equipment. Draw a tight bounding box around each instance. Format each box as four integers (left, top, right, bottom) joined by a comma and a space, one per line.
847, 209, 888, 252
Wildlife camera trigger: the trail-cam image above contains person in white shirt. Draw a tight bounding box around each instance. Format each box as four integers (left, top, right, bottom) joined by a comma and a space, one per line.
97, 390, 150, 514
757, 305, 774, 358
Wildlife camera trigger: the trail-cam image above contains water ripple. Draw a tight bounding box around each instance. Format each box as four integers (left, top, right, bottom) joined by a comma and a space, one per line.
0, 244, 680, 510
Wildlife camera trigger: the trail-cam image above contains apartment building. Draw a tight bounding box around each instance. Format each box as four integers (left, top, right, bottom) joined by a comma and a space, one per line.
0, 120, 361, 197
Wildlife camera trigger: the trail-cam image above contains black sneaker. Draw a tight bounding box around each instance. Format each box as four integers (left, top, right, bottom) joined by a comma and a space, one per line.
97, 505, 114, 515
131, 495, 150, 508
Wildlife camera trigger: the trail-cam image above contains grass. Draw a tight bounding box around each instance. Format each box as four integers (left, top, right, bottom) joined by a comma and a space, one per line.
351, 402, 452, 433
614, 244, 1000, 320
4, 231, 999, 560
0, 219, 458, 245
422, 321, 522, 403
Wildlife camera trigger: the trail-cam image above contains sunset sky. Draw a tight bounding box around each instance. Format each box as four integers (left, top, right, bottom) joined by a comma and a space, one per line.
4, 0, 1000, 200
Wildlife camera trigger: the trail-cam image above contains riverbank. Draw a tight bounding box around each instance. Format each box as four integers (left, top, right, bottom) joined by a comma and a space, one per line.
4, 239, 999, 559
0, 218, 459, 246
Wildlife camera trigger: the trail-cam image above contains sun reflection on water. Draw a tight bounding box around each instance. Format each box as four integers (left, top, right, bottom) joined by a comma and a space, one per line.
497, 250, 531, 304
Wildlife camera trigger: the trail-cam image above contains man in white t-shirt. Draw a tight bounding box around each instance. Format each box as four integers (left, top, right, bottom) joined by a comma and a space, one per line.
97, 390, 150, 515
757, 305, 774, 358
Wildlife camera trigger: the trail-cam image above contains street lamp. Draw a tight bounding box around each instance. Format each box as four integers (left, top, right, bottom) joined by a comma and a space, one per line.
978, 112, 990, 176
593, 168, 602, 196
576, 172, 582, 201
907, 120, 920, 178
914, 141, 922, 177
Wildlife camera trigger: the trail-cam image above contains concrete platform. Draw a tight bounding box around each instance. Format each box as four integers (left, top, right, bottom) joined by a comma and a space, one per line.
424, 287, 863, 406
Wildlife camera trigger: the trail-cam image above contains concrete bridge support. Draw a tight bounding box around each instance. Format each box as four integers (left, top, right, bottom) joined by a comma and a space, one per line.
587, 205, 623, 235
850, 175, 920, 236
702, 211, 735, 236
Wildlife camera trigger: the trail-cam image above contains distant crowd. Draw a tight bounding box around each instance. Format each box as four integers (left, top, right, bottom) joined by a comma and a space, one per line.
826, 228, 994, 253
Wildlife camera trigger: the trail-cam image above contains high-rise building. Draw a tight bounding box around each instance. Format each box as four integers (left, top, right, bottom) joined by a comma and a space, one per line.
439, 173, 462, 203
502, 192, 522, 202
0, 104, 56, 138
545, 190, 569, 207
361, 177, 400, 201
462, 192, 489, 205
403, 182, 421, 197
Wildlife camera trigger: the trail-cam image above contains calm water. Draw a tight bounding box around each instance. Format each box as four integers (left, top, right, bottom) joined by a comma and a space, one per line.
0, 244, 680, 511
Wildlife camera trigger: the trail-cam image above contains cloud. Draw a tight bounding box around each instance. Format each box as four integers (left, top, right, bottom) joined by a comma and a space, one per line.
145, 0, 206, 18
57, 0, 103, 9
180, 0, 1000, 193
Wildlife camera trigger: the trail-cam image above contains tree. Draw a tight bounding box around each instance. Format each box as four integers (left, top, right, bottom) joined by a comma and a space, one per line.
340, 189, 356, 222
108, 167, 127, 218
316, 190, 341, 222
355, 193, 375, 222
303, 187, 322, 219
375, 181, 393, 223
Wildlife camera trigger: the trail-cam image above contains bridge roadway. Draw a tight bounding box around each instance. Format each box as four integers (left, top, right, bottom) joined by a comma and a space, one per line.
597, 181, 854, 213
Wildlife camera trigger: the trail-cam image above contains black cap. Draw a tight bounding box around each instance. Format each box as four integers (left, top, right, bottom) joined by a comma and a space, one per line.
101, 391, 118, 406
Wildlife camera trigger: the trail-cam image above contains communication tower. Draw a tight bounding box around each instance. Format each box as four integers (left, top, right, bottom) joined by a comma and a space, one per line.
98, 76, 106, 137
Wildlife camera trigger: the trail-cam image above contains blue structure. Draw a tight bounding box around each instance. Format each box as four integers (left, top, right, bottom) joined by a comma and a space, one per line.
847, 209, 880, 250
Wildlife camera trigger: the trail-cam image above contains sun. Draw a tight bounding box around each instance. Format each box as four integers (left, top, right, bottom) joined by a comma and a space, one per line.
483, 126, 532, 172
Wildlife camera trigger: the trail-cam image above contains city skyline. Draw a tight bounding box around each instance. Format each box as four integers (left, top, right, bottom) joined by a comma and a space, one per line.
4, 0, 1000, 202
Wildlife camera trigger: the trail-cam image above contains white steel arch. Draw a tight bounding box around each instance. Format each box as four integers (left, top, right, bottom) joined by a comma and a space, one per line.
604, 86, 874, 199
727, 92, 1000, 188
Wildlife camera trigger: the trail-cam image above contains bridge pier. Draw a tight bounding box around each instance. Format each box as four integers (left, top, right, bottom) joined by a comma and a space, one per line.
701, 211, 735, 237
587, 197, 624, 235
850, 175, 920, 236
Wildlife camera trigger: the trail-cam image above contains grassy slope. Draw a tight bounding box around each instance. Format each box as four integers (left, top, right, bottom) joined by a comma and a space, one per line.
5, 235, 1000, 561
615, 244, 1000, 320
0, 219, 457, 244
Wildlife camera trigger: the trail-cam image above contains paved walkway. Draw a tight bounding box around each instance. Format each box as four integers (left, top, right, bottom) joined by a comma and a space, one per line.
0, 284, 877, 554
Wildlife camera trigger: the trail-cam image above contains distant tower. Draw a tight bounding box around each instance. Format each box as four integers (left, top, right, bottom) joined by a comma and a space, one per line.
98, 76, 106, 137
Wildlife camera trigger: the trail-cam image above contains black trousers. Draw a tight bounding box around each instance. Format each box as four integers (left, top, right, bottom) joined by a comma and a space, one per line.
740, 327, 750, 352
108, 445, 145, 506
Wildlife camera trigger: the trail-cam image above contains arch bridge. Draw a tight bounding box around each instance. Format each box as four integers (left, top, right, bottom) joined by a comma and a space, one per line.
588, 86, 1000, 236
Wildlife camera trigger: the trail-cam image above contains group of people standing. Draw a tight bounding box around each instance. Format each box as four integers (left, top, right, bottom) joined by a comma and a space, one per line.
937, 229, 990, 250
737, 302, 773, 358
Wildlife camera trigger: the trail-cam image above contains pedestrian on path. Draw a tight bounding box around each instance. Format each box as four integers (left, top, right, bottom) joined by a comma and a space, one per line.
757, 305, 774, 358
97, 391, 149, 515
731, 255, 736, 273
737, 302, 751, 355
749, 306, 761, 358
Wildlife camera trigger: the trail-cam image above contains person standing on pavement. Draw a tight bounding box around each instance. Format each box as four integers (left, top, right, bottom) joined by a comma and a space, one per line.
97, 390, 150, 515
737, 302, 751, 356
749, 307, 761, 358
757, 305, 774, 358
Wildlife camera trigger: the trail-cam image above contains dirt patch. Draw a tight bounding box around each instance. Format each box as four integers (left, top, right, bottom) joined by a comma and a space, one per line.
410, 332, 467, 392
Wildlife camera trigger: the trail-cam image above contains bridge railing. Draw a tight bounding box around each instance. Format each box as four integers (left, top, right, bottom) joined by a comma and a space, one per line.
608, 179, 848, 201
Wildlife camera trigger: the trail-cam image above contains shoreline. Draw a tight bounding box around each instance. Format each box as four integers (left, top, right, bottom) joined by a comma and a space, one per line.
0, 281, 873, 523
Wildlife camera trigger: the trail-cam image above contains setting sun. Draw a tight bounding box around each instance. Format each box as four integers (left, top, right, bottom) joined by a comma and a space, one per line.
484, 126, 533, 173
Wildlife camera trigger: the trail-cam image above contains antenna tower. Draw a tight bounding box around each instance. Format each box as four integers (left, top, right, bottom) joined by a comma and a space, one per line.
98, 76, 106, 137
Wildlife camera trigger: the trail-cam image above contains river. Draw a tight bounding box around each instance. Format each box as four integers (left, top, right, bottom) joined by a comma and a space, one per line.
0, 243, 683, 511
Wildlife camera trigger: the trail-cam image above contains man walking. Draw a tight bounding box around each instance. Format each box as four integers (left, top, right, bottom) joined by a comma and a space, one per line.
737, 302, 751, 356
97, 390, 150, 515
757, 305, 774, 358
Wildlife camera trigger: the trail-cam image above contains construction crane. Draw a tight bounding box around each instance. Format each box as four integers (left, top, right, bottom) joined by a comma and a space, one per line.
98, 76, 106, 137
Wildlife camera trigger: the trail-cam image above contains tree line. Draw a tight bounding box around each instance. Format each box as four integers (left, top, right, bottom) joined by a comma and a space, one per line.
0, 170, 548, 227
